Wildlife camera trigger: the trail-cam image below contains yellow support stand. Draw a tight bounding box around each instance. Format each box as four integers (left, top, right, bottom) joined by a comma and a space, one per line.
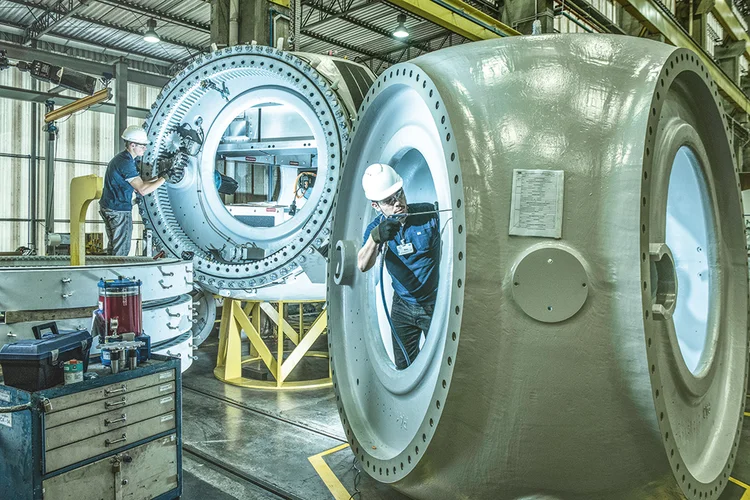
69, 174, 103, 266
214, 299, 332, 390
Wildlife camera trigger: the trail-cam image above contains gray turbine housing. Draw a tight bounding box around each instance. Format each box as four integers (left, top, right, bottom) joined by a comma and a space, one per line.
328, 35, 748, 499
140, 46, 373, 301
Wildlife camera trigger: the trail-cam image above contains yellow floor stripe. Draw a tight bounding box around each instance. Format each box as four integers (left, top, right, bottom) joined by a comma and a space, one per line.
308, 443, 352, 500
730, 477, 750, 500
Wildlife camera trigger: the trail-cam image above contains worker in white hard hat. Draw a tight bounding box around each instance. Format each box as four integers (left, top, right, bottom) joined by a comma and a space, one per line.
358, 163, 441, 370
99, 125, 166, 256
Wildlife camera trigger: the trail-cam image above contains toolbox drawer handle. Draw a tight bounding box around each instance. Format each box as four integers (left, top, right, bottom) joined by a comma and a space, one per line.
104, 414, 127, 426
105, 434, 127, 447
105, 398, 127, 409
105, 385, 127, 395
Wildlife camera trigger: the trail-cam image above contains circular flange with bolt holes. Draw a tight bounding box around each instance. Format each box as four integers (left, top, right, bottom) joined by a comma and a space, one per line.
140, 46, 374, 299
327, 35, 747, 500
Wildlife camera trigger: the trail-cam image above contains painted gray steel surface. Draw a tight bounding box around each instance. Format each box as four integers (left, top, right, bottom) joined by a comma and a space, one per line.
0, 257, 192, 311
327, 35, 748, 499
139, 46, 374, 300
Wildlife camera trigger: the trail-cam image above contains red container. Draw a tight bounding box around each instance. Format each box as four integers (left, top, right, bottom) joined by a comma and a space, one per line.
97, 278, 143, 336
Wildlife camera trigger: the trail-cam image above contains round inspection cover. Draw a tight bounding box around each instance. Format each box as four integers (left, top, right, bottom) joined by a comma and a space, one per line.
512, 247, 588, 322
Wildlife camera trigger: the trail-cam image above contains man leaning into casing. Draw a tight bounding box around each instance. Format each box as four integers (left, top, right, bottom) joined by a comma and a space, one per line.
357, 163, 441, 369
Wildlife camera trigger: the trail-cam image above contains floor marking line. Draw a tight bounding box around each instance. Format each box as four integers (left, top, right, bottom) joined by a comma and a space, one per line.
308, 444, 352, 500
730, 476, 750, 499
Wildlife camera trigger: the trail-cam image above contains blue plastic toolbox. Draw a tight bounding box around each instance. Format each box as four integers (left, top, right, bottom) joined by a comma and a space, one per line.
0, 329, 92, 392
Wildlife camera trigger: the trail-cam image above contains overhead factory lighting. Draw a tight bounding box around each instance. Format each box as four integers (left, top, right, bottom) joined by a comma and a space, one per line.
143, 19, 160, 43
393, 13, 409, 38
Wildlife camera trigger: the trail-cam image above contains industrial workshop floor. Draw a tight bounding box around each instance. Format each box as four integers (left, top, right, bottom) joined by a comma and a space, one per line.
180, 331, 406, 500
180, 330, 750, 500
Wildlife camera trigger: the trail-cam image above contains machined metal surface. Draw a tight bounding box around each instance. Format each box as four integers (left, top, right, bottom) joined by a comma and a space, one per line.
327, 35, 748, 499
0, 257, 192, 312
190, 286, 217, 347
154, 331, 196, 372
139, 46, 374, 300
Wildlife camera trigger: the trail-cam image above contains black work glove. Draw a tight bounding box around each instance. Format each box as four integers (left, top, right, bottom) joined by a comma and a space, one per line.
370, 218, 400, 244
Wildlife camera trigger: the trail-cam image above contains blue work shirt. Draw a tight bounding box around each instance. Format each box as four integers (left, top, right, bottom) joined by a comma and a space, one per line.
100, 150, 139, 212
363, 203, 440, 307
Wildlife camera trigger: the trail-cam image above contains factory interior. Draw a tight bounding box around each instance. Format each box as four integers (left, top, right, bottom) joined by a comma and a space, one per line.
2, 0, 750, 498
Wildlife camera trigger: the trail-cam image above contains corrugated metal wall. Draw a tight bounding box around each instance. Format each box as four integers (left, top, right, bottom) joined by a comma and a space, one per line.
0, 67, 160, 254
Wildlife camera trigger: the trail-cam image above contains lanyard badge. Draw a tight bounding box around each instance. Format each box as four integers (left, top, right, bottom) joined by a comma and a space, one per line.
396, 241, 414, 256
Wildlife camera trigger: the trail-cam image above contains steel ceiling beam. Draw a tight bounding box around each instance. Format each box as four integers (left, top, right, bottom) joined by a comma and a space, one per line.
712, 0, 750, 62
613, 0, 750, 113
0, 84, 150, 118
6, 0, 208, 52
556, 0, 625, 34
357, 30, 465, 66
0, 18, 180, 65
0, 32, 172, 82
22, 0, 88, 45
303, 0, 433, 52
301, 0, 380, 30
300, 29, 398, 63
383, 0, 519, 40
0, 32, 173, 87
93, 0, 210, 32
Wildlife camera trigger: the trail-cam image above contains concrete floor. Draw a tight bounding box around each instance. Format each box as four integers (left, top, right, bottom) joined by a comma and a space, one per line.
181, 330, 750, 500
179, 332, 406, 500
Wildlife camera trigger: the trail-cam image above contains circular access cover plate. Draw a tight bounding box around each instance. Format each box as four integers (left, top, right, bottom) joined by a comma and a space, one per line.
512, 247, 589, 323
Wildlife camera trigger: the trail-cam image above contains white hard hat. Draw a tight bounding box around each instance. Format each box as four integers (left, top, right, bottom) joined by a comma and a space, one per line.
121, 125, 148, 145
362, 163, 403, 201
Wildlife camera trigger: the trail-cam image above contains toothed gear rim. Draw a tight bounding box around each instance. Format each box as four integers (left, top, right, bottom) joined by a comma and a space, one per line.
141, 46, 351, 295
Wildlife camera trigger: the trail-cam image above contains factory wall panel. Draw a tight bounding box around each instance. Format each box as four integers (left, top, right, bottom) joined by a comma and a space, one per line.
0, 71, 159, 254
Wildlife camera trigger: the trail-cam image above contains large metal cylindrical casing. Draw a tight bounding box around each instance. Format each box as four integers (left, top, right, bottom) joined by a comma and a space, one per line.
327, 35, 747, 499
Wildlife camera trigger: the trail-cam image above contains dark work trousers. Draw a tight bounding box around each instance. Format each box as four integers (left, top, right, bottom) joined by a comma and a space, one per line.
389, 293, 434, 370
99, 208, 133, 256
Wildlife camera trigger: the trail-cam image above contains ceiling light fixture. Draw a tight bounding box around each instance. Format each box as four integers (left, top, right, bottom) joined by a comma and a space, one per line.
143, 19, 160, 43
393, 13, 409, 38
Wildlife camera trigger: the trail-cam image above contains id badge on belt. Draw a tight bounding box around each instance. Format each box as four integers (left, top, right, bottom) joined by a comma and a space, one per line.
396, 241, 414, 256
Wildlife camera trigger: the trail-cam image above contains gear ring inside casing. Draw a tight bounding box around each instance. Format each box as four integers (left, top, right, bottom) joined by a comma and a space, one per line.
141, 46, 373, 299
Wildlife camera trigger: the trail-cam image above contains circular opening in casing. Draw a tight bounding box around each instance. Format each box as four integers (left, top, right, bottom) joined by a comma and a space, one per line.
331, 74, 456, 465
214, 101, 319, 231
666, 145, 713, 375
202, 87, 329, 245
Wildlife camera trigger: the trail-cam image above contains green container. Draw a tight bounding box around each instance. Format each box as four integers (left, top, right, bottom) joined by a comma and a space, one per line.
63, 359, 83, 385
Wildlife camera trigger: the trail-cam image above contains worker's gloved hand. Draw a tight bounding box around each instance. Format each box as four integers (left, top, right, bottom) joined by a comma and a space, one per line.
370, 218, 400, 244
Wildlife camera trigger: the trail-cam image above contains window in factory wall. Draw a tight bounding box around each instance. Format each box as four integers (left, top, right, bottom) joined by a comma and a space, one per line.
213, 101, 319, 229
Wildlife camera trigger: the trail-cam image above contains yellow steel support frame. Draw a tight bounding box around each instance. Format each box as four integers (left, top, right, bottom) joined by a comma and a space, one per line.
214, 299, 331, 390
384, 0, 519, 41
615, 0, 750, 113
69, 174, 103, 266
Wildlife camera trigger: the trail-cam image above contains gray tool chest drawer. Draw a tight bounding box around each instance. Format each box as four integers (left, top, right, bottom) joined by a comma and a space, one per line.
0, 355, 182, 500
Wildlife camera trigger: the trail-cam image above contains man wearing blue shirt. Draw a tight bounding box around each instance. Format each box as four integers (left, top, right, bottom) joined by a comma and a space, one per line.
358, 163, 440, 370
100, 126, 166, 256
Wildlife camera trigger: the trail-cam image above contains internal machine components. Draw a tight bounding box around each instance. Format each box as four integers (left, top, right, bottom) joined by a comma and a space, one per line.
140, 46, 374, 301
328, 35, 748, 499
0, 257, 195, 371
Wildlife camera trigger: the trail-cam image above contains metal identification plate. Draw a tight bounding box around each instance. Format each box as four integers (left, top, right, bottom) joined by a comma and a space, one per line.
0, 414, 11, 428
509, 169, 564, 239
